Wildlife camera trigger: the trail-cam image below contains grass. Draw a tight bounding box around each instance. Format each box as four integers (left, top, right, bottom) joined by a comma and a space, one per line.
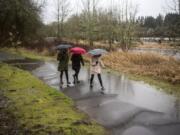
0, 47, 55, 61
133, 42, 180, 51
101, 52, 180, 96
134, 42, 176, 49
0, 63, 107, 135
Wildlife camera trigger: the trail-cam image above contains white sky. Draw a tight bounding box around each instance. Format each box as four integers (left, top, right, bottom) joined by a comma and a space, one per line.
42, 0, 170, 24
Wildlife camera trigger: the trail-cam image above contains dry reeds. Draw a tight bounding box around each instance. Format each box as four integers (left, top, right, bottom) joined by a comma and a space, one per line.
102, 52, 180, 84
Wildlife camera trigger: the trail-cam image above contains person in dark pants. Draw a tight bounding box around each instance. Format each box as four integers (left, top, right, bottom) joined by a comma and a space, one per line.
90, 54, 105, 93
57, 49, 70, 86
71, 53, 84, 84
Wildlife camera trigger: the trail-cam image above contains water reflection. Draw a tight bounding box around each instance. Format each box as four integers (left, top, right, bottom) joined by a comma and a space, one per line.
33, 62, 179, 118
105, 73, 134, 97
175, 99, 180, 120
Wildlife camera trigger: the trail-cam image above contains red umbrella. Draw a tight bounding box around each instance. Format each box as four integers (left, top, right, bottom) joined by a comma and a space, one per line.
70, 47, 86, 54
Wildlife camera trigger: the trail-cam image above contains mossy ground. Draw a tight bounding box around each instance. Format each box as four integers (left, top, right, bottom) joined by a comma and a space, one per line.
0, 47, 54, 61
0, 63, 107, 135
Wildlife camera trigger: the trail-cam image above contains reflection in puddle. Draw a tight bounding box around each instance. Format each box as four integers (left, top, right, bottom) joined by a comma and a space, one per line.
175, 99, 180, 121
33, 62, 179, 118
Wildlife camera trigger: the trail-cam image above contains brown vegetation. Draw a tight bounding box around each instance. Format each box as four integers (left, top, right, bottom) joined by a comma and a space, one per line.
134, 42, 179, 50
102, 52, 180, 84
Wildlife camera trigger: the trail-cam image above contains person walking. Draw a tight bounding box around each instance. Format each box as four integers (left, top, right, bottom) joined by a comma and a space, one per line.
71, 53, 84, 84
57, 49, 70, 87
90, 54, 105, 92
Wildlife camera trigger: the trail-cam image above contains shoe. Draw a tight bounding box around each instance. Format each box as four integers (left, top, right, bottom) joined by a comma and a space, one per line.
100, 91, 105, 95
66, 82, 71, 87
67, 84, 70, 87
67, 82, 71, 84
60, 81, 64, 84
90, 84, 93, 88
101, 87, 105, 91
77, 80, 80, 84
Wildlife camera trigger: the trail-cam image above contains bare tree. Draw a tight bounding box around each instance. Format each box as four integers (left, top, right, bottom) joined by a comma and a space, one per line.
115, 0, 138, 51
32, 0, 46, 9
97, 2, 116, 51
54, 0, 70, 39
179, 0, 180, 14
166, 0, 180, 14
80, 0, 99, 46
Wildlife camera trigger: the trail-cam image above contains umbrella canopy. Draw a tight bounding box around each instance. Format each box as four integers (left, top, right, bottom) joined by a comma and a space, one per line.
55, 44, 72, 50
88, 49, 108, 56
70, 47, 86, 54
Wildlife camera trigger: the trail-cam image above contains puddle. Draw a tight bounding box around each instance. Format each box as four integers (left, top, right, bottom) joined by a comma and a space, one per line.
32, 62, 179, 117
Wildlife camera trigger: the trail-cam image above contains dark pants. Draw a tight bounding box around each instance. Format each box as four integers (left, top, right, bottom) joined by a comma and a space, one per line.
90, 73, 103, 87
60, 70, 69, 83
73, 67, 80, 83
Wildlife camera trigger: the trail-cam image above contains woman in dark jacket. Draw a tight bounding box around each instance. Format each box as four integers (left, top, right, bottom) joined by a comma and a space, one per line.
71, 54, 84, 84
57, 49, 70, 86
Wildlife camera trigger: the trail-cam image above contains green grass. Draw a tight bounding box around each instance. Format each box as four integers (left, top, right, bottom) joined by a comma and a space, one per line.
0, 63, 107, 135
0, 47, 55, 61
128, 74, 180, 96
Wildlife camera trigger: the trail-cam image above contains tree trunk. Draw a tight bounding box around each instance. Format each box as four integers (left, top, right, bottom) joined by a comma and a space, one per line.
179, 0, 180, 15
89, 40, 93, 47
57, 8, 60, 38
108, 39, 112, 51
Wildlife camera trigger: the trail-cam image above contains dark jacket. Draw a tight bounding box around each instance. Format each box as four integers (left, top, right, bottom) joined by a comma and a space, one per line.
71, 54, 84, 70
57, 51, 69, 71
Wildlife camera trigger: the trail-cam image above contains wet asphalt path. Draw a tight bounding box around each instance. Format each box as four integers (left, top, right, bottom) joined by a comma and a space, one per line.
2, 51, 179, 135
32, 61, 180, 135
1, 51, 179, 135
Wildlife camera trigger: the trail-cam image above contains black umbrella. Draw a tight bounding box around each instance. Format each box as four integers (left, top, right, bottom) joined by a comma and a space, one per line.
55, 44, 72, 50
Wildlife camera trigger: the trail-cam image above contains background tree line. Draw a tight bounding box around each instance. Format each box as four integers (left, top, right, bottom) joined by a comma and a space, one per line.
0, 0, 180, 51
43, 0, 180, 51
136, 13, 180, 39
0, 0, 45, 47
43, 0, 138, 51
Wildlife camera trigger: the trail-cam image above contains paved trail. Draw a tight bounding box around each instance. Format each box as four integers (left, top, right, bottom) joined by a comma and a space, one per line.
32, 61, 180, 135
1, 51, 180, 135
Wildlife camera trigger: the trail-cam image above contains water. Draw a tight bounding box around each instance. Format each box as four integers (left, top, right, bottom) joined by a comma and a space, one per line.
0, 51, 25, 61
32, 62, 180, 135
1, 51, 180, 134
32, 61, 179, 117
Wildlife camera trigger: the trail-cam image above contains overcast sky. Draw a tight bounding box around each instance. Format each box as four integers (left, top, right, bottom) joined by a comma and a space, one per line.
42, 0, 170, 24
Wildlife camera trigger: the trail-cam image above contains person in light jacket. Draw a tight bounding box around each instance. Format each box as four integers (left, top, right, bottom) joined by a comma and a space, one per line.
90, 54, 105, 92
